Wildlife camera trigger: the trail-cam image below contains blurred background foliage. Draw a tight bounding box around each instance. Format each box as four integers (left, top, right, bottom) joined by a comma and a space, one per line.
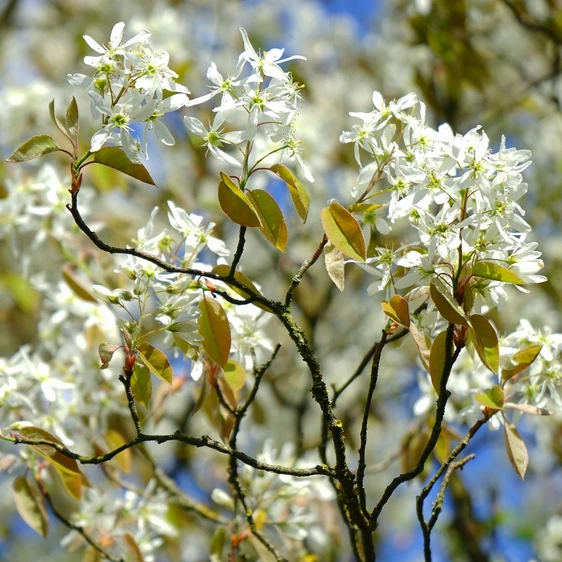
2, 0, 562, 560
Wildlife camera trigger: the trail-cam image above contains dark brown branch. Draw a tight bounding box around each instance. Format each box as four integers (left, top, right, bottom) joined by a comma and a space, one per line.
229, 225, 247, 276
284, 234, 328, 308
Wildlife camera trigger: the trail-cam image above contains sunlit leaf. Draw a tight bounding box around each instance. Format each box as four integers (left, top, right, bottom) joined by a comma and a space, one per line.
246, 189, 288, 251
6, 134, 61, 163
224, 360, 246, 391
13, 476, 48, 538
475, 385, 504, 410
93, 147, 156, 186
324, 241, 345, 292
430, 279, 467, 326
270, 163, 310, 222
410, 323, 431, 372
198, 293, 231, 368
62, 264, 97, 302
218, 173, 261, 227
502, 345, 543, 382
504, 419, 528, 479
131, 363, 152, 408
348, 203, 384, 213
320, 200, 366, 261
137, 343, 173, 384
469, 314, 499, 374
381, 295, 410, 327
105, 429, 132, 473
472, 261, 525, 285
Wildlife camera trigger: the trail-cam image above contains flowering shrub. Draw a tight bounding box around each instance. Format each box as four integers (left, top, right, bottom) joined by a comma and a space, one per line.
2, 18, 560, 562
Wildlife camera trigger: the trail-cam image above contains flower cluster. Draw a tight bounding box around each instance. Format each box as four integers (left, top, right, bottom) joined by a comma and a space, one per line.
184, 28, 313, 181
68, 22, 189, 161
342, 92, 545, 315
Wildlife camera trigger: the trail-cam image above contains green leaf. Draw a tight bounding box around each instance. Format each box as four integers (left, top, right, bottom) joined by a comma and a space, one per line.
504, 419, 528, 479
13, 476, 49, 538
320, 200, 366, 261
324, 241, 345, 292
98, 342, 120, 370
65, 97, 79, 147
198, 293, 231, 368
6, 134, 61, 163
211, 264, 270, 313
18, 427, 81, 476
93, 147, 156, 186
246, 189, 288, 251
348, 203, 384, 213
429, 330, 448, 393
224, 360, 246, 391
472, 261, 525, 285
49, 99, 70, 139
218, 173, 261, 227
131, 363, 152, 408
502, 345, 543, 382
270, 163, 310, 222
137, 343, 173, 384
469, 314, 499, 374
475, 385, 504, 410
430, 279, 468, 326
58, 470, 83, 501
410, 323, 431, 372
381, 295, 410, 327
210, 527, 227, 560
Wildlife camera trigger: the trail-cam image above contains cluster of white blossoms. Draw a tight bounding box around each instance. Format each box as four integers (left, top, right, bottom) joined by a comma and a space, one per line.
68, 21, 190, 162
342, 92, 545, 314
184, 28, 313, 181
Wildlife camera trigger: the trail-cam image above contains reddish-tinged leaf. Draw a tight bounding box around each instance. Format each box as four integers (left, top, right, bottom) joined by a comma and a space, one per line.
13, 476, 49, 537
324, 241, 345, 292
430, 279, 468, 326
504, 419, 528, 479
270, 164, 310, 222
504, 403, 552, 416
224, 360, 246, 391
98, 342, 120, 370
7, 134, 61, 163
137, 343, 173, 384
472, 261, 525, 285
321, 201, 366, 261
410, 323, 431, 372
218, 173, 261, 227
382, 295, 410, 327
429, 330, 448, 393
198, 293, 231, 368
93, 147, 156, 186
246, 189, 288, 251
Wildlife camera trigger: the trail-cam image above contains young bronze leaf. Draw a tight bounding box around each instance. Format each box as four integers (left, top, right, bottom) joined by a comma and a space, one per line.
218, 176, 261, 228
504, 419, 529, 479
94, 147, 156, 186
211, 264, 270, 312
224, 360, 246, 391
137, 343, 173, 384
469, 314, 499, 374
198, 293, 231, 368
320, 201, 366, 261
98, 342, 120, 370
13, 476, 49, 538
324, 241, 345, 292
389, 295, 410, 327
246, 189, 288, 251
502, 345, 543, 382
429, 330, 448, 393
18, 426, 81, 476
270, 163, 310, 222
6, 134, 61, 163
123, 533, 145, 562
430, 279, 468, 326
410, 323, 431, 372
472, 261, 525, 285
131, 363, 152, 407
